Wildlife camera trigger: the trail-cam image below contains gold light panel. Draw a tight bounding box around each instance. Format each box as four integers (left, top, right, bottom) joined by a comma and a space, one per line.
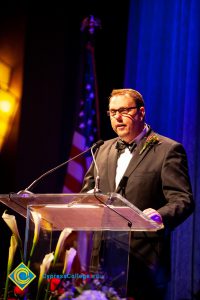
0, 60, 17, 150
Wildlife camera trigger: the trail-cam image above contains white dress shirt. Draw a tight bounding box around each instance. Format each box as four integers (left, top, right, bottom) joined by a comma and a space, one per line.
115, 124, 148, 189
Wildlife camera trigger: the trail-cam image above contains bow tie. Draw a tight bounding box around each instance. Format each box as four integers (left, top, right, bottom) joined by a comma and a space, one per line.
115, 140, 137, 153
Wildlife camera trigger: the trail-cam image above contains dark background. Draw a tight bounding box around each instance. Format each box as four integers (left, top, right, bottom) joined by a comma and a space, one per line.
0, 2, 130, 291
0, 2, 130, 194
1, 2, 200, 298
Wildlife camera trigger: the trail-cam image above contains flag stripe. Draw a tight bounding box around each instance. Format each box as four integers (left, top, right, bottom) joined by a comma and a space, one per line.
72, 131, 86, 151
67, 161, 85, 182
63, 36, 98, 194
63, 173, 81, 193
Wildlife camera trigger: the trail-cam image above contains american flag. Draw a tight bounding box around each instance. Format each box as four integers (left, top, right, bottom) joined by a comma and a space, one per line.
63, 24, 100, 193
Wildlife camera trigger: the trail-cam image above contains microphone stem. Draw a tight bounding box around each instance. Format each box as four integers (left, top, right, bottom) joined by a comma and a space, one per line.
25, 147, 91, 192
94, 194, 132, 228
94, 175, 100, 193
91, 145, 101, 193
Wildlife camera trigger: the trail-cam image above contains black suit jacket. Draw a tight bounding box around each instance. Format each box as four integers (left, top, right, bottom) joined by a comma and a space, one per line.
81, 127, 194, 285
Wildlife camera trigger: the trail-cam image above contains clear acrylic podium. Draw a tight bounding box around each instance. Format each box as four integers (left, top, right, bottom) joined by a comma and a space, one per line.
0, 192, 162, 297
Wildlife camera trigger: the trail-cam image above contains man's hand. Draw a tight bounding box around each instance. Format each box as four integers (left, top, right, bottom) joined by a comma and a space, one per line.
143, 208, 164, 228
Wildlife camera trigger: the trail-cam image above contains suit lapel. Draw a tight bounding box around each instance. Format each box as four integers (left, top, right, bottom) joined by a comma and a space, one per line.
115, 129, 157, 193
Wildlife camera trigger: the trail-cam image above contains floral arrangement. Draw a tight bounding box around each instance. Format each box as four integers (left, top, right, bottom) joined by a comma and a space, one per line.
139, 134, 160, 155
39, 274, 125, 300
1, 211, 128, 300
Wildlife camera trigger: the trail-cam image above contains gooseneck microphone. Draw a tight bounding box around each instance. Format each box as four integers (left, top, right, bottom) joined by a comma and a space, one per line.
91, 145, 101, 193
18, 140, 104, 194
90, 143, 132, 228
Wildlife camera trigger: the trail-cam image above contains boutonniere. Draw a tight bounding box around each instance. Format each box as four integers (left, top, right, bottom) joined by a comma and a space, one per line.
139, 134, 160, 155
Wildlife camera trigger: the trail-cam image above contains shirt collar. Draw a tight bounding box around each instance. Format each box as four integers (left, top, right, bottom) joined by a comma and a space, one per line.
130, 123, 149, 145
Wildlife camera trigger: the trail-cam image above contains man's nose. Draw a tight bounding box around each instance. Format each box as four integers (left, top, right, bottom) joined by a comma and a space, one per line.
114, 111, 123, 119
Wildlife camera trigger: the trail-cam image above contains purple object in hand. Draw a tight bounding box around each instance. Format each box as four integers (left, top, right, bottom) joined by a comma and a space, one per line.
150, 214, 162, 223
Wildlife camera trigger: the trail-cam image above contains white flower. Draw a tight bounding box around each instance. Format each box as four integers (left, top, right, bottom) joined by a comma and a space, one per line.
2, 211, 22, 244
75, 290, 108, 300
58, 291, 75, 300
37, 252, 54, 291
2, 211, 23, 260
8, 234, 18, 270
31, 211, 41, 246
27, 211, 42, 267
63, 247, 77, 274
54, 228, 72, 264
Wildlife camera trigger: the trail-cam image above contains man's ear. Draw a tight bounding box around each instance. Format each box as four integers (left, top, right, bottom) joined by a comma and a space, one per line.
139, 107, 145, 121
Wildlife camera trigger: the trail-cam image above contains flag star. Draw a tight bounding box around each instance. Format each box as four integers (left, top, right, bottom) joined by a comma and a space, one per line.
86, 84, 91, 90
79, 111, 84, 117
79, 123, 85, 129
90, 92, 94, 99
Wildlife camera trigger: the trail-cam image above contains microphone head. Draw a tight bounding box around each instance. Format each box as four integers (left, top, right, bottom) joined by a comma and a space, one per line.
92, 140, 104, 150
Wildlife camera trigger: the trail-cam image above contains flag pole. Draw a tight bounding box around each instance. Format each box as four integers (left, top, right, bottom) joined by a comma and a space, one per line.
81, 15, 101, 139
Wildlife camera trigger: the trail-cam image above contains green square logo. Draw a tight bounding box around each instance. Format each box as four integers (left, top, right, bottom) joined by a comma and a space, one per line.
8, 262, 36, 290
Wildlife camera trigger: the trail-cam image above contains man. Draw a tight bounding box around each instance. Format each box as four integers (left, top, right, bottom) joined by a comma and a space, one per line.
81, 89, 194, 299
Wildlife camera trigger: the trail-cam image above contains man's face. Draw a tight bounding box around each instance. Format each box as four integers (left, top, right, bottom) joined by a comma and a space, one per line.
109, 95, 145, 142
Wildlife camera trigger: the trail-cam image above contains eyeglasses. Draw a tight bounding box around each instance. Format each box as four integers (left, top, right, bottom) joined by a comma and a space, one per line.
107, 106, 138, 117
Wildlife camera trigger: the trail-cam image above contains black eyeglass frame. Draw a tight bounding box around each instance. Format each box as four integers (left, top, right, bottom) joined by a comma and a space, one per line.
107, 106, 138, 117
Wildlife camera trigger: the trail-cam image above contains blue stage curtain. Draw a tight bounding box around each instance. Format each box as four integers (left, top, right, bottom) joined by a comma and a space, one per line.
124, 0, 200, 299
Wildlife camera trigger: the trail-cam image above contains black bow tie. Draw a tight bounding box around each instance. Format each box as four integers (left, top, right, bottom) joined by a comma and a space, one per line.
115, 140, 137, 153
